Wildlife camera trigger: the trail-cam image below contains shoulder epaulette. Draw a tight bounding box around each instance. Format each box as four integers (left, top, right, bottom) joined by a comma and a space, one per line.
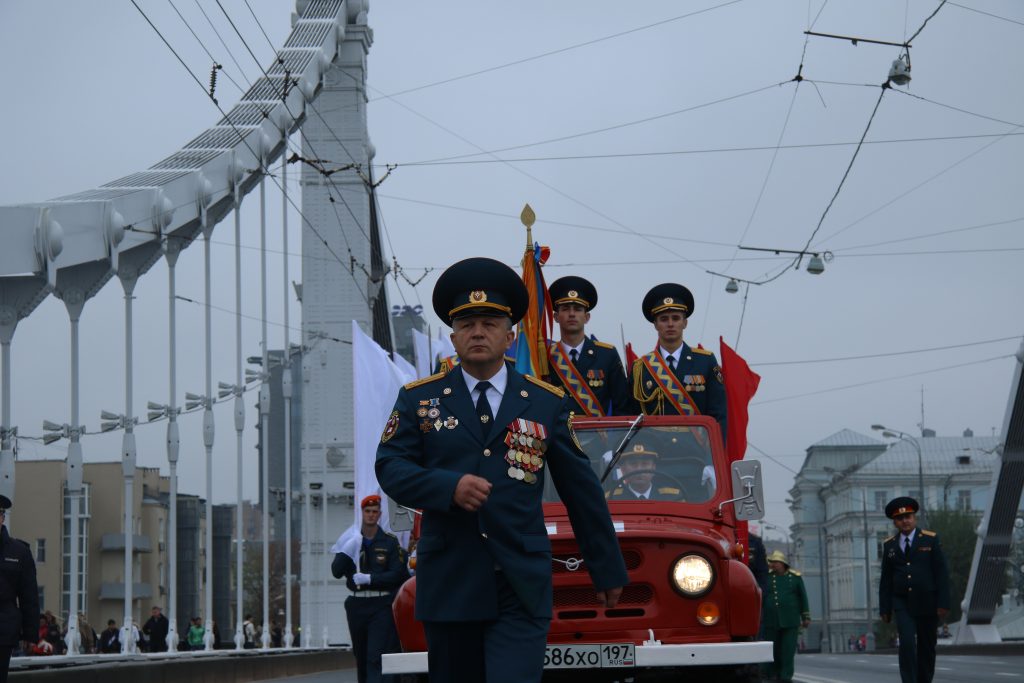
593, 340, 615, 350
884, 534, 896, 543
503, 354, 516, 362
789, 569, 802, 577
657, 487, 680, 495
692, 347, 713, 356
404, 372, 445, 390
920, 529, 936, 537
606, 487, 623, 499
524, 374, 565, 397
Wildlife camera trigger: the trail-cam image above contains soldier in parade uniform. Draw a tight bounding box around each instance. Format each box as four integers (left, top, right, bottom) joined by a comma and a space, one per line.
331, 495, 409, 683
0, 496, 39, 683
606, 444, 682, 500
376, 257, 627, 683
544, 276, 636, 416
762, 550, 810, 683
879, 496, 949, 683
631, 283, 727, 440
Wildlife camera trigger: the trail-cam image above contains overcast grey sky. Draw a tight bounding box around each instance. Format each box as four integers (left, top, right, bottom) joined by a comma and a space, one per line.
1, 1, 1022, 537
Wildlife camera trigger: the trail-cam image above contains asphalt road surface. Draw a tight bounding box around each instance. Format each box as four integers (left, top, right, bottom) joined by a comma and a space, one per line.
265, 653, 1024, 683
795, 653, 1023, 683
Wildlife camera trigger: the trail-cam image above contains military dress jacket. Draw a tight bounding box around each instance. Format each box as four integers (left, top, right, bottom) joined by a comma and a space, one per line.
631, 343, 727, 438
0, 525, 39, 647
544, 338, 638, 416
375, 367, 628, 622
879, 529, 950, 617
763, 570, 810, 630
331, 527, 409, 595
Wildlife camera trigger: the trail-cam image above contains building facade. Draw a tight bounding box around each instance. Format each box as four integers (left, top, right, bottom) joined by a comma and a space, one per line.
789, 428, 999, 652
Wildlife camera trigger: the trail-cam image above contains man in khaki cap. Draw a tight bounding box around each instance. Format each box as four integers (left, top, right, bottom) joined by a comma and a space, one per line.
763, 550, 810, 683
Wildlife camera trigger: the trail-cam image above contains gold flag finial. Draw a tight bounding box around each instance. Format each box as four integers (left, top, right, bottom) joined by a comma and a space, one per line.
521, 203, 536, 248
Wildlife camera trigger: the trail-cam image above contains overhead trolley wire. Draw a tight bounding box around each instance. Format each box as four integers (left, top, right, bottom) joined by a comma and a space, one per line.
368, 0, 749, 101
166, 0, 246, 95
948, 1, 1024, 27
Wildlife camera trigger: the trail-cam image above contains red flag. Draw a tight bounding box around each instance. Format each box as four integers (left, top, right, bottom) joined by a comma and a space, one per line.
719, 337, 761, 462
624, 342, 638, 368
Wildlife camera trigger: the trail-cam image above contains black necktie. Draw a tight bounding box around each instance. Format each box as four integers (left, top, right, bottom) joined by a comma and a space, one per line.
570, 349, 579, 363
904, 536, 911, 554
667, 355, 677, 372
476, 381, 494, 429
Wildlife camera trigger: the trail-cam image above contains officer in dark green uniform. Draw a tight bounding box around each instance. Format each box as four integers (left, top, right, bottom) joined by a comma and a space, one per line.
331, 495, 409, 683
763, 550, 810, 683
631, 283, 727, 439
545, 276, 637, 416
879, 496, 949, 683
606, 444, 682, 501
0, 495, 39, 681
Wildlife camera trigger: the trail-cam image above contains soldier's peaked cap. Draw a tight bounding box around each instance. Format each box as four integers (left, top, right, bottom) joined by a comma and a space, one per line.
433, 257, 529, 327
885, 496, 919, 519
642, 283, 695, 321
549, 276, 598, 311
621, 443, 659, 459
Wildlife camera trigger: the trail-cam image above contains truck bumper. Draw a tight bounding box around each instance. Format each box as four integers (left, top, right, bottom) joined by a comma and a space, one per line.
383, 641, 773, 674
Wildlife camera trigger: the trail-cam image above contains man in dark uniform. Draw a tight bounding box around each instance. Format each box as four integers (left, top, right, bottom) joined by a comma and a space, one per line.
545, 276, 636, 416
0, 495, 39, 682
376, 257, 627, 683
763, 550, 810, 683
332, 495, 408, 683
631, 283, 727, 440
606, 444, 681, 500
879, 496, 949, 683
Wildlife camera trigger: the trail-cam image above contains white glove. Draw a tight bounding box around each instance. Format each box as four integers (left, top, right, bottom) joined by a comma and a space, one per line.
602, 450, 614, 464
353, 572, 371, 586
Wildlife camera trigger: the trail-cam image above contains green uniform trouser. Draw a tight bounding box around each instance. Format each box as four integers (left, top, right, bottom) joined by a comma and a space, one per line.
763, 625, 798, 681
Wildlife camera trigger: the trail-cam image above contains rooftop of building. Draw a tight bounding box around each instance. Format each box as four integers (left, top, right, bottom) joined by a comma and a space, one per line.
809, 429, 885, 450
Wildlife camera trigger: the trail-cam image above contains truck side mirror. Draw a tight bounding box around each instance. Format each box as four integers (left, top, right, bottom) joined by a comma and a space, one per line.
728, 460, 765, 521
387, 496, 417, 533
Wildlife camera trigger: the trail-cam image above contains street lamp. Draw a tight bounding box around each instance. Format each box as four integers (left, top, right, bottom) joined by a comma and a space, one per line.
871, 424, 926, 526
100, 409, 139, 653
186, 391, 215, 650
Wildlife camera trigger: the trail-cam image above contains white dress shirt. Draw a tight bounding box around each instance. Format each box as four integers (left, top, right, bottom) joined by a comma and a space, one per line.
461, 363, 507, 417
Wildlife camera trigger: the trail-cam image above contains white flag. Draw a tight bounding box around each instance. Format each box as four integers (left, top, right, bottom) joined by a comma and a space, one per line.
412, 328, 433, 379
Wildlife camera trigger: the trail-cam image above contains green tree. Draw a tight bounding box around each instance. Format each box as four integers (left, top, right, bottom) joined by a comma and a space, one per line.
926, 506, 985, 623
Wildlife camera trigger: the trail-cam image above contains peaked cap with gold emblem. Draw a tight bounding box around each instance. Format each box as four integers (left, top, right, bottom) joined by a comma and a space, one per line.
432, 257, 529, 326
621, 443, 659, 459
642, 283, 695, 321
549, 275, 598, 311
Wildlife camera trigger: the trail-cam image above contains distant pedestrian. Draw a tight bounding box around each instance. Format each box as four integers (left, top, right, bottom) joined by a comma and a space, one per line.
0, 495, 39, 681
243, 614, 257, 649
98, 619, 120, 653
186, 617, 205, 650
77, 613, 96, 654
142, 606, 169, 652
762, 550, 810, 683
879, 497, 950, 683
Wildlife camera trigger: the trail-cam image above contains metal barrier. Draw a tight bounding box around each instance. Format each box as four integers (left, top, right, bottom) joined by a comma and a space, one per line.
10, 648, 353, 683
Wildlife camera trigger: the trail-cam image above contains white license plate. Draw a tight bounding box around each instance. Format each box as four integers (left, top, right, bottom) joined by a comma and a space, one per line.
543, 643, 635, 669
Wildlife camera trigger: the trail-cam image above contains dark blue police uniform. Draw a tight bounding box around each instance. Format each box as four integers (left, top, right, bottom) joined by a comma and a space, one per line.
0, 496, 39, 679
879, 497, 950, 683
375, 257, 627, 683
547, 337, 637, 416
332, 528, 408, 683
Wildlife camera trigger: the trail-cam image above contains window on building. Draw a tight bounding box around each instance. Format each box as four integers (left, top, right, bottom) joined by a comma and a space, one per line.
908, 490, 921, 502
873, 491, 888, 510
36, 539, 45, 563
957, 490, 972, 511
61, 482, 90, 617
38, 586, 44, 611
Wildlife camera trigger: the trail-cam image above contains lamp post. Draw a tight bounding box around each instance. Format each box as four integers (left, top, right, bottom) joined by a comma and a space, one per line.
100, 409, 138, 652
186, 390, 214, 649
871, 425, 926, 526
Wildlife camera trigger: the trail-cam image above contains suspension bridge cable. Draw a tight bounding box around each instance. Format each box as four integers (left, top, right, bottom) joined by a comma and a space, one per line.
367, 0, 749, 101
129, 0, 372, 306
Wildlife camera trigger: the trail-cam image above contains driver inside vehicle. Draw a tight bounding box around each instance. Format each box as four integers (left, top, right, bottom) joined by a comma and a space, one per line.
606, 443, 682, 501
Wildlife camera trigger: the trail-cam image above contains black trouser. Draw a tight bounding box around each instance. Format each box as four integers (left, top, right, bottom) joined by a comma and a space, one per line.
423, 572, 550, 683
893, 596, 938, 683
0, 645, 11, 683
345, 594, 400, 683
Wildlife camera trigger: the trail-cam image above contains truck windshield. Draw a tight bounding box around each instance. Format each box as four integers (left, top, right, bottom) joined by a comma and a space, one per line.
543, 425, 717, 504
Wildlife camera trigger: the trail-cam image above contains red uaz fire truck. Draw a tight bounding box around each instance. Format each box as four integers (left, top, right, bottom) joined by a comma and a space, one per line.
383, 413, 771, 682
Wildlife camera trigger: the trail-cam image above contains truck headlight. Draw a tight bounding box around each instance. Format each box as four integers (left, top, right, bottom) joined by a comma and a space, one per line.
671, 554, 714, 597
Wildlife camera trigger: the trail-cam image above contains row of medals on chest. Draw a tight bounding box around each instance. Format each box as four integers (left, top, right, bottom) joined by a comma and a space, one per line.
505, 429, 546, 484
